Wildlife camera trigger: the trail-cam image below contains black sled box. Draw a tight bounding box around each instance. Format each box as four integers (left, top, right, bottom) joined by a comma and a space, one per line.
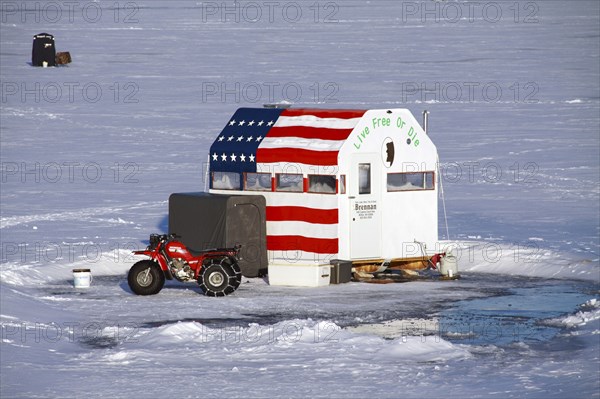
169, 192, 268, 278
329, 259, 353, 284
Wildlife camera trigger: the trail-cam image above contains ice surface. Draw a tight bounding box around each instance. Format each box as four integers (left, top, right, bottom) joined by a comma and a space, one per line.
1, 1, 599, 398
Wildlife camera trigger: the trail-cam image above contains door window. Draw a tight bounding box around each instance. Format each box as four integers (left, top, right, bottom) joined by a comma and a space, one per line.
358, 163, 371, 194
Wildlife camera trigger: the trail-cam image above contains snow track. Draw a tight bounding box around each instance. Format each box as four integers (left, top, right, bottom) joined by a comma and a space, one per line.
0, 202, 161, 229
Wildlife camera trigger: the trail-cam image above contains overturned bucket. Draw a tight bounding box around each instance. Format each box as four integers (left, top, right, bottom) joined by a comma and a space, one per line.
73, 269, 92, 288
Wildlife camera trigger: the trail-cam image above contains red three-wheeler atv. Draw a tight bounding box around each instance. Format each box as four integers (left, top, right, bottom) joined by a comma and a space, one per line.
128, 233, 242, 297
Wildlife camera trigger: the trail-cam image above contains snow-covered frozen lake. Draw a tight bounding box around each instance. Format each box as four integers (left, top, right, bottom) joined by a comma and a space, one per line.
1, 1, 599, 398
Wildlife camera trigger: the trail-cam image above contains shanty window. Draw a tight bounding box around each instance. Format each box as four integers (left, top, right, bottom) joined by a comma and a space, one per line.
359, 163, 371, 194
387, 172, 435, 191
339, 175, 346, 194
276, 173, 303, 192
245, 173, 272, 191
212, 171, 240, 190
308, 175, 336, 194
425, 172, 434, 189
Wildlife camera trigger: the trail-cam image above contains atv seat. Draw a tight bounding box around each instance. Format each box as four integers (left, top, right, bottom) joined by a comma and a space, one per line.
188, 248, 232, 257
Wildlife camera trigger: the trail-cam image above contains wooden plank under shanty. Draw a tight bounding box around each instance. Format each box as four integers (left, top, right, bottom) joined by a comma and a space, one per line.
352, 256, 433, 273
351, 256, 446, 284
356, 273, 461, 284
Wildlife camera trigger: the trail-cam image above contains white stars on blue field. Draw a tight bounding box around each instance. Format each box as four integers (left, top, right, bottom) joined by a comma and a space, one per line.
209, 107, 284, 173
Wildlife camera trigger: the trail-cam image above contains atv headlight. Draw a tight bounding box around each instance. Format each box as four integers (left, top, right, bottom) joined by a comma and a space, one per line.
149, 234, 160, 250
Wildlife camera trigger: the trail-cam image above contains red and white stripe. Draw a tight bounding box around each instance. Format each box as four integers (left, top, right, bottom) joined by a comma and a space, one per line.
257, 109, 365, 168
264, 194, 339, 257
256, 108, 366, 259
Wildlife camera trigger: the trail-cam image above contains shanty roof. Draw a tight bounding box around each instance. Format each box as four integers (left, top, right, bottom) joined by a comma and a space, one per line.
209, 108, 367, 174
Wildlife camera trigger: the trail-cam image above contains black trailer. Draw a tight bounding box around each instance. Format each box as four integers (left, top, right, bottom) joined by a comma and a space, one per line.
169, 193, 268, 278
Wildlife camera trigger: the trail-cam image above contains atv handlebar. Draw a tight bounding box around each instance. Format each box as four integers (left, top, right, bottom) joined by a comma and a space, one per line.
148, 233, 179, 250
150, 233, 180, 242
145, 233, 241, 255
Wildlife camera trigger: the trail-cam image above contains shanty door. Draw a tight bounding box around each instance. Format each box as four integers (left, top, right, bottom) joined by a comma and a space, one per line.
349, 153, 382, 259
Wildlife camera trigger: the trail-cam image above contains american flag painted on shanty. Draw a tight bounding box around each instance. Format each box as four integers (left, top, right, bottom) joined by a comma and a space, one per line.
209, 107, 366, 256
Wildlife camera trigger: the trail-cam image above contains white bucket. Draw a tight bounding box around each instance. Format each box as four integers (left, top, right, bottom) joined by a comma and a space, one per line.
73, 269, 92, 288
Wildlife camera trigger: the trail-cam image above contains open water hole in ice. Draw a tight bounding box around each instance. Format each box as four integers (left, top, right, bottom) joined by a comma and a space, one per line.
438, 281, 596, 347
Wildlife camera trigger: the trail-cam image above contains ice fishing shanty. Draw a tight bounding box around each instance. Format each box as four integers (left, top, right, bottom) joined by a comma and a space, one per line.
170, 106, 451, 286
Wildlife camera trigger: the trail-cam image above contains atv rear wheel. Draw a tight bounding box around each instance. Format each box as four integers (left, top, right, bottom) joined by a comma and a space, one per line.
198, 257, 241, 297
128, 260, 165, 295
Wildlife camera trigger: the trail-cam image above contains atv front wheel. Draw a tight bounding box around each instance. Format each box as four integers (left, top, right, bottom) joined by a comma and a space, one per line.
198, 257, 241, 297
128, 260, 165, 295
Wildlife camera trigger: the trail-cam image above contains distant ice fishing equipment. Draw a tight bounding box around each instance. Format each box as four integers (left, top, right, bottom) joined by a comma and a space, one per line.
73, 269, 92, 288
56, 52, 72, 65
32, 33, 56, 67
163, 106, 457, 287
32, 34, 71, 66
